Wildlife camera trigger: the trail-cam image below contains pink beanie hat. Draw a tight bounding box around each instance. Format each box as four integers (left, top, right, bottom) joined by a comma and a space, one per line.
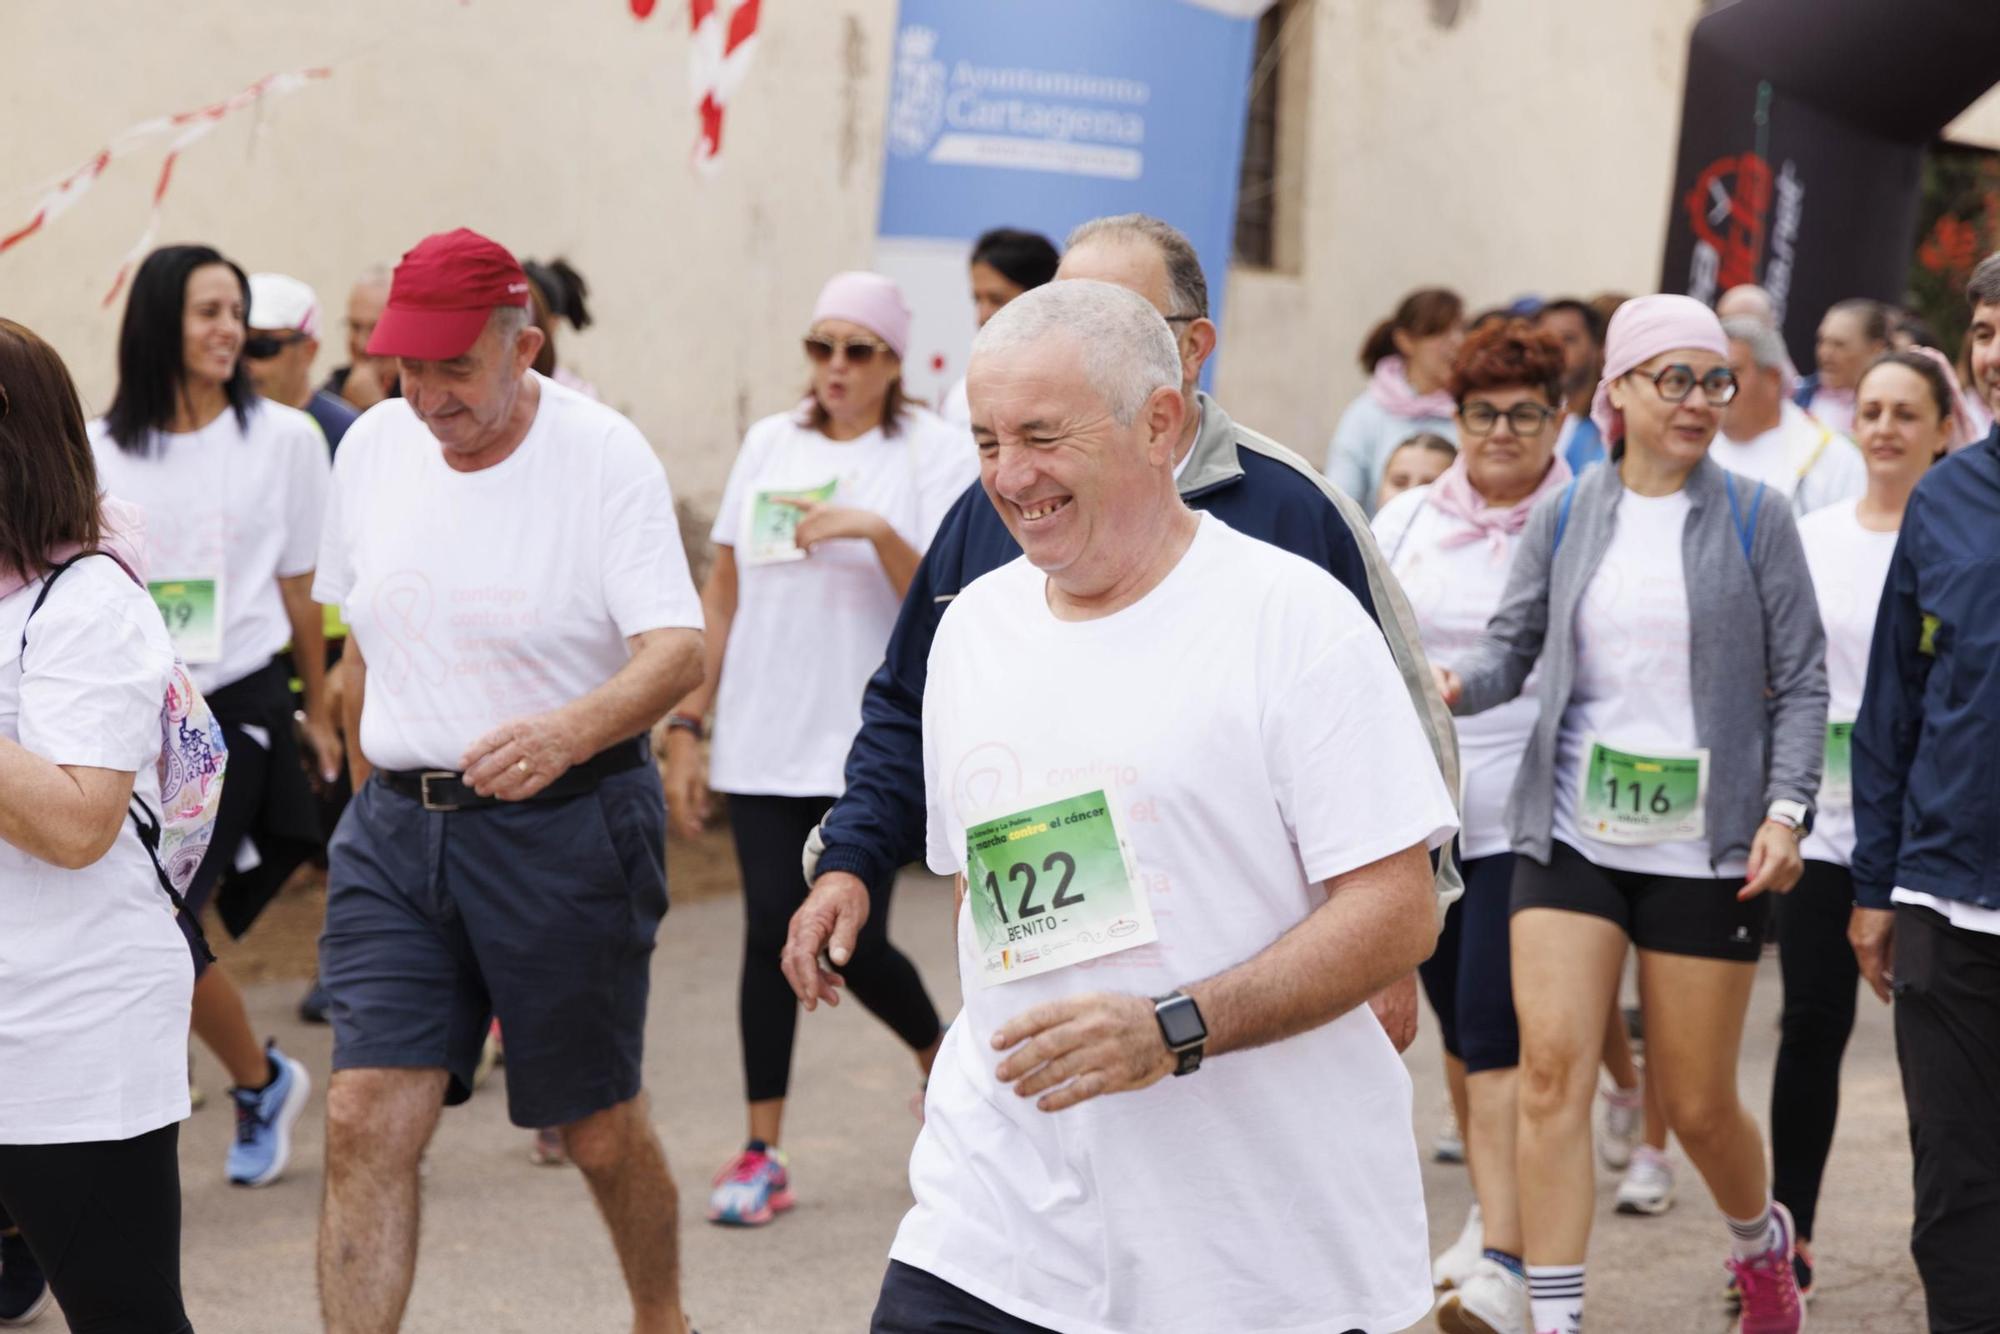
1590, 294, 1731, 445
812, 271, 911, 360
1900, 345, 1985, 452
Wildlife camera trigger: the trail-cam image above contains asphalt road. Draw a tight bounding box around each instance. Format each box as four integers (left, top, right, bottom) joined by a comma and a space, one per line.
172, 868, 1927, 1333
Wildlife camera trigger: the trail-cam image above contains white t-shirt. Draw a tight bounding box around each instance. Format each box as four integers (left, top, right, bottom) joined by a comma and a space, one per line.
0, 556, 190, 1145
1374, 485, 1541, 859
940, 376, 971, 428
1552, 489, 1748, 878
1712, 402, 1866, 517
707, 408, 975, 796
898, 514, 1456, 1334
1892, 888, 2000, 937
314, 374, 703, 773
1797, 499, 1897, 866
91, 401, 331, 694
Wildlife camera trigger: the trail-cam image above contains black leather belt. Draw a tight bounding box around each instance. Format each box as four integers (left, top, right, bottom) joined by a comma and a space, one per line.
379, 736, 648, 812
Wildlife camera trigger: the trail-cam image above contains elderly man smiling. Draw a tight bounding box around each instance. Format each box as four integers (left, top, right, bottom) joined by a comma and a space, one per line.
868, 280, 1456, 1334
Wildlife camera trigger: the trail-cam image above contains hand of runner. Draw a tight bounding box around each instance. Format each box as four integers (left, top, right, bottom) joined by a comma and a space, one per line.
660, 728, 710, 839
782, 872, 872, 1010
299, 708, 345, 787
775, 497, 886, 551
459, 713, 578, 800
991, 993, 1176, 1112
1738, 819, 1805, 900
1367, 971, 1420, 1052
1848, 905, 1897, 1004
1432, 664, 1463, 709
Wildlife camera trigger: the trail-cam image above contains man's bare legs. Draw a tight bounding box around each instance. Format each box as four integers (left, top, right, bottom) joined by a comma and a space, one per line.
562, 1092, 692, 1334
319, 1068, 447, 1334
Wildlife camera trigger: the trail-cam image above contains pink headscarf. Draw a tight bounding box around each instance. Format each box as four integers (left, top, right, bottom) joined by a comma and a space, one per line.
0, 496, 148, 603
1368, 356, 1457, 420
811, 271, 912, 360
1901, 346, 1985, 452
1428, 451, 1575, 561
1590, 294, 1731, 446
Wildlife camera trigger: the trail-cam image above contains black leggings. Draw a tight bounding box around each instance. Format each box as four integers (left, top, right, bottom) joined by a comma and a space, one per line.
728, 794, 942, 1103
0, 1122, 191, 1333
1770, 859, 1861, 1242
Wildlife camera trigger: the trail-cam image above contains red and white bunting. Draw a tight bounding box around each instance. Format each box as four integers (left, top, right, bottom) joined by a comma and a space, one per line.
0, 68, 332, 305
687, 0, 761, 176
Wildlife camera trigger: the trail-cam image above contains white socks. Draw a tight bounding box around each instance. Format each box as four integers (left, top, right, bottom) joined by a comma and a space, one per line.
1726, 1199, 1781, 1260
1526, 1263, 1583, 1333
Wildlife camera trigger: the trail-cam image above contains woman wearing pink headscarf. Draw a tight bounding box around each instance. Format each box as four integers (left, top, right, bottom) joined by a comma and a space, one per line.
1437, 294, 1825, 1333
662, 272, 976, 1227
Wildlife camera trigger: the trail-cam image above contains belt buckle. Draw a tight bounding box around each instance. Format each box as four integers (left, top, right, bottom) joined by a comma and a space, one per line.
418, 771, 459, 812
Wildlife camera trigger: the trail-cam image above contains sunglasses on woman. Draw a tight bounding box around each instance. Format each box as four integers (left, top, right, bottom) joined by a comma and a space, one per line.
803, 333, 890, 366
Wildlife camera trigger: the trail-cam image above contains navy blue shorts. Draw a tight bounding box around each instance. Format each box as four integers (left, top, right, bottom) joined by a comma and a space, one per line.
1416, 852, 1521, 1074
871, 1262, 1365, 1333
319, 766, 668, 1128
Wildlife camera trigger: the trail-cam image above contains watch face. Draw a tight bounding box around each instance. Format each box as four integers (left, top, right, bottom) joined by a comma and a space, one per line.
1157, 996, 1206, 1048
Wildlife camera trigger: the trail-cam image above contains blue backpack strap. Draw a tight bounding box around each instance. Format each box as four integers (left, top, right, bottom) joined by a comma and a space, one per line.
1722, 473, 1765, 564
1552, 478, 1579, 555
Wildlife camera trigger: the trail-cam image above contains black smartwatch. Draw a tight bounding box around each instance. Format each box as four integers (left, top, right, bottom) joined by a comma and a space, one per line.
1152, 990, 1207, 1076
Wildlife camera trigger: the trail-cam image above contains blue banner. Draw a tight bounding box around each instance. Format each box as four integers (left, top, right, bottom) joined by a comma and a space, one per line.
874, 0, 1263, 402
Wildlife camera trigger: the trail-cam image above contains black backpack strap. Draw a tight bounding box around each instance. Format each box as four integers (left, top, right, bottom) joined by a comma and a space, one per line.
19, 554, 105, 654
127, 799, 215, 965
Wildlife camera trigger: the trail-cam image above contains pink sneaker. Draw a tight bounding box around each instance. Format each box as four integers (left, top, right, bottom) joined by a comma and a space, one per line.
706, 1145, 794, 1226
1728, 1201, 1805, 1333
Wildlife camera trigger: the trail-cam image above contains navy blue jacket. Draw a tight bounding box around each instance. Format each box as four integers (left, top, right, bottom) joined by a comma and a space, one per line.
811, 396, 1406, 895
1853, 424, 2000, 910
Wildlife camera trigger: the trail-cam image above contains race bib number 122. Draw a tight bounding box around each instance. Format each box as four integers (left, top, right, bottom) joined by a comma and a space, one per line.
964, 789, 1157, 987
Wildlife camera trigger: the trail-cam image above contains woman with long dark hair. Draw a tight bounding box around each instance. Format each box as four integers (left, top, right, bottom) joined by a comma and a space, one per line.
91, 244, 332, 1188
0, 318, 193, 1332
939, 227, 1061, 427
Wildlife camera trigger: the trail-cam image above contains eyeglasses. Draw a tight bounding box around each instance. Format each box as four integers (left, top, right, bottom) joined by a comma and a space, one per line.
804, 333, 891, 366
1459, 401, 1557, 436
1632, 364, 1739, 406
243, 332, 312, 360
1164, 313, 1200, 325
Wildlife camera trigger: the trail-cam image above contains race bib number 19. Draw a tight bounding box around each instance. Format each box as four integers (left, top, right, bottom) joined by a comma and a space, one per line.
1578, 738, 1708, 845
964, 789, 1157, 988
147, 577, 222, 664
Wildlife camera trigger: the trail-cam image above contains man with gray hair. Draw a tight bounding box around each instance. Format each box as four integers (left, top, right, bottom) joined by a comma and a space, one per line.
1715, 314, 1866, 515
865, 278, 1454, 1334
311, 229, 707, 1333
787, 213, 1460, 1055
1717, 283, 1780, 328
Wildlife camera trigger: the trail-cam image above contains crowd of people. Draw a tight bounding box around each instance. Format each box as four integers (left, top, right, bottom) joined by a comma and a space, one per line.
0, 206, 1994, 1334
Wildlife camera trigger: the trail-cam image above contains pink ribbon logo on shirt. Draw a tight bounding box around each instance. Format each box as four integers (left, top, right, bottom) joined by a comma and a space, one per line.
370, 571, 452, 694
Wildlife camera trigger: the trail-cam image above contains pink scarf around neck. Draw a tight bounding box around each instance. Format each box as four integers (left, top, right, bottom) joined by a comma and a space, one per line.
1426, 453, 1573, 561
1368, 356, 1456, 420
0, 496, 148, 602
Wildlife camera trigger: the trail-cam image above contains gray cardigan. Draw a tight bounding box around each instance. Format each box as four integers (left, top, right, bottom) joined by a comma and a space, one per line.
1455, 455, 1828, 869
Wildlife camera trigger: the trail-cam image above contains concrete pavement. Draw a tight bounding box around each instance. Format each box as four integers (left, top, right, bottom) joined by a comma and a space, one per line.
175, 869, 1927, 1332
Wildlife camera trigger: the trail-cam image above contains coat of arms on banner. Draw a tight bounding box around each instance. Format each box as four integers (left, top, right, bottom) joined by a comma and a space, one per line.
888, 25, 947, 158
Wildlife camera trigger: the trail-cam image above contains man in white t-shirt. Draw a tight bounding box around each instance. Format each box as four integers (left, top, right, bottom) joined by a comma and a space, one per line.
312, 229, 706, 1334
869, 280, 1455, 1334
1715, 316, 1866, 515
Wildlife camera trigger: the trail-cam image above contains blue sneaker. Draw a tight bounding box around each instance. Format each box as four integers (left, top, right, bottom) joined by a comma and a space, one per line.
227, 1041, 310, 1187
0, 1228, 51, 1326
706, 1143, 793, 1226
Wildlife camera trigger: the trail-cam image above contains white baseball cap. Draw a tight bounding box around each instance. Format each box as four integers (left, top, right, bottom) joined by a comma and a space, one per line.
247, 272, 321, 337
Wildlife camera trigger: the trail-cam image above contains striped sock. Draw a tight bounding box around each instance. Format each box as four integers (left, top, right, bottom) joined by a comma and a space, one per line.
1726, 1199, 1779, 1259
1527, 1264, 1584, 1333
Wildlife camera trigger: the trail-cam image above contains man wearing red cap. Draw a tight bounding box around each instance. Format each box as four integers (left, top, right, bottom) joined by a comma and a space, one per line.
311, 228, 706, 1333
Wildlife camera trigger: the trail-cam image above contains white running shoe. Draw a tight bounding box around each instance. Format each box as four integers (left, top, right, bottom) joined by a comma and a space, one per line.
1615, 1144, 1677, 1216
1433, 1202, 1484, 1289
1597, 1080, 1644, 1171
1436, 1257, 1530, 1334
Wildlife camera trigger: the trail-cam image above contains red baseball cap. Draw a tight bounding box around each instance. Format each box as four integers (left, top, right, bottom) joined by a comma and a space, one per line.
367, 228, 533, 360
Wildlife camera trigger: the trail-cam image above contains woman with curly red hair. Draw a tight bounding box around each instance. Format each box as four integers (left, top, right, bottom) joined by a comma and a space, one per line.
1373, 320, 1571, 1333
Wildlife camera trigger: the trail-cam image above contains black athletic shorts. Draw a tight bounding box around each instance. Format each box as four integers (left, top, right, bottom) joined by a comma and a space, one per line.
1510, 840, 1771, 963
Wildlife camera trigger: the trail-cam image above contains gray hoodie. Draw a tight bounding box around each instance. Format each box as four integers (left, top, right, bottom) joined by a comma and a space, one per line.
1454, 455, 1827, 869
